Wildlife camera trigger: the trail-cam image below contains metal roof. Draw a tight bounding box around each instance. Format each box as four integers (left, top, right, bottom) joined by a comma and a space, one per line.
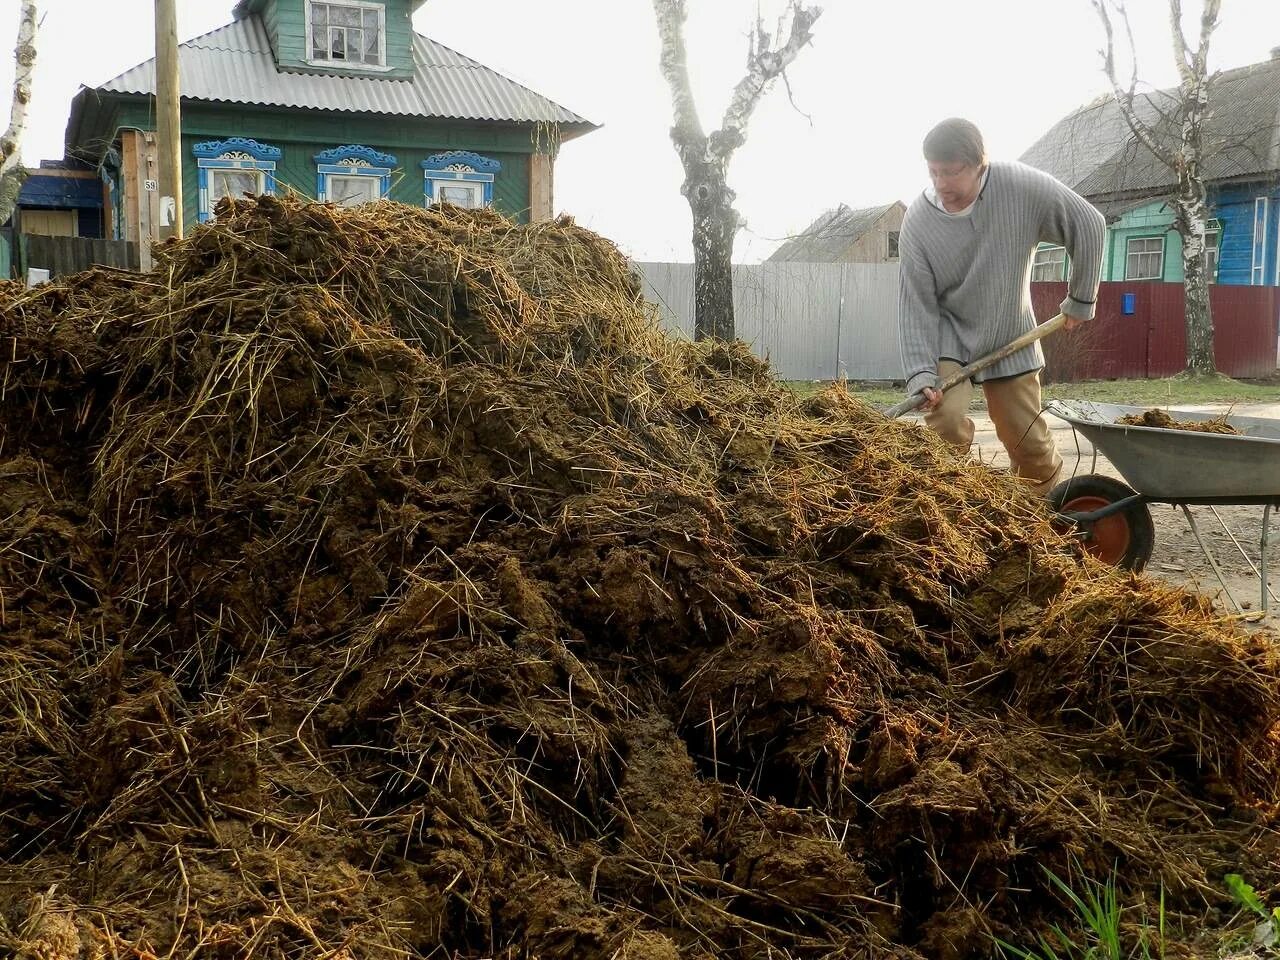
1021, 54, 1280, 200
766, 202, 903, 262
19, 175, 103, 210
87, 15, 594, 128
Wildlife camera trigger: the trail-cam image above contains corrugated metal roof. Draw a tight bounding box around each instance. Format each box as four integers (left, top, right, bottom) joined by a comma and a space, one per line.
91, 16, 593, 127
1021, 55, 1280, 199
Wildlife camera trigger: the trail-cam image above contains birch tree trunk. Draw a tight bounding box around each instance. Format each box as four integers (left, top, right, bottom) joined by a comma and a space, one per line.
1174, 146, 1216, 374
1095, 0, 1219, 375
653, 0, 820, 341
0, 1, 37, 227
1171, 1, 1217, 375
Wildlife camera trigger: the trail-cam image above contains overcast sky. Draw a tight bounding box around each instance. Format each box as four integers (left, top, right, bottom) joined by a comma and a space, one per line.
6, 0, 1280, 260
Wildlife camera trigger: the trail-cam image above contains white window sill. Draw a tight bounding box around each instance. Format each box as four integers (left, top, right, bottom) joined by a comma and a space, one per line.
305, 58, 393, 73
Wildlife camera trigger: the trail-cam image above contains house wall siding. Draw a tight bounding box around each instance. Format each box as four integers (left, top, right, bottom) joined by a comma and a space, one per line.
180, 129, 531, 222
1104, 201, 1180, 282
110, 103, 535, 223
1096, 188, 1280, 287
1213, 183, 1280, 286
260, 2, 283, 61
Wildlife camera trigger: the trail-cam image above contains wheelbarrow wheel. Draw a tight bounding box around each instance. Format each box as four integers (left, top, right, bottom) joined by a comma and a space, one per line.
1048, 474, 1155, 571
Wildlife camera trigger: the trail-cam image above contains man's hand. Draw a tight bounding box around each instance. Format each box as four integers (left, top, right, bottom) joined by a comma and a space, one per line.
920, 386, 943, 411
1064, 314, 1084, 332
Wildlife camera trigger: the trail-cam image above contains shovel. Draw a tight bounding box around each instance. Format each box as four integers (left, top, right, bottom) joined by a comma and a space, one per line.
882, 313, 1068, 419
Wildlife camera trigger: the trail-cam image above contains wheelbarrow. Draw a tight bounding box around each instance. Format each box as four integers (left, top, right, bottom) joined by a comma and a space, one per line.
1045, 399, 1280, 616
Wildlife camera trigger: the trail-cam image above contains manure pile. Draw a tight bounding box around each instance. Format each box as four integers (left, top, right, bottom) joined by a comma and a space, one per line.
1117, 408, 1242, 435
1, 196, 1277, 960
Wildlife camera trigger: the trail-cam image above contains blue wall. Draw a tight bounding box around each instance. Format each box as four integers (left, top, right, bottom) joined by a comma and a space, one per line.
1213, 182, 1280, 286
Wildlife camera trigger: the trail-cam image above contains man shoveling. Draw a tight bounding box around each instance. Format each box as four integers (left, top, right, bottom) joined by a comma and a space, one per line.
898, 118, 1106, 496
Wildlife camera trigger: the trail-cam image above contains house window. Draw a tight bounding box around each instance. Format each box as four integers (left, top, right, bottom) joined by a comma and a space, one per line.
1032, 244, 1067, 282
308, 1, 385, 67
421, 151, 501, 209
887, 231, 900, 260
1253, 197, 1269, 285
193, 138, 281, 223
314, 145, 396, 206
1125, 236, 1165, 280
1205, 219, 1221, 283
437, 182, 484, 208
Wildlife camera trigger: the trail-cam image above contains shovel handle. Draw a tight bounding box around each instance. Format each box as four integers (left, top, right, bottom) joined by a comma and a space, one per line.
884, 313, 1068, 419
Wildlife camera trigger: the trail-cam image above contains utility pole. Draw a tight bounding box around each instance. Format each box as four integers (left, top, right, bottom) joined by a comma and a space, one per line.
155, 0, 183, 240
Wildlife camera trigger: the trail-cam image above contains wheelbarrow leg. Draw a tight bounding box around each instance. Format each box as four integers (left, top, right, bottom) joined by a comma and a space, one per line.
1208, 505, 1279, 612
1181, 505, 1243, 614
1263, 503, 1273, 617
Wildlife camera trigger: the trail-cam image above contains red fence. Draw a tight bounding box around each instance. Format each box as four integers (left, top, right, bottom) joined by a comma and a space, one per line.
1030, 281, 1280, 381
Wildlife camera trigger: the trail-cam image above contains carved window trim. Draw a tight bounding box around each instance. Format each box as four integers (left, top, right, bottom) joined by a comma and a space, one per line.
421, 151, 501, 208
314, 145, 397, 205
193, 138, 281, 222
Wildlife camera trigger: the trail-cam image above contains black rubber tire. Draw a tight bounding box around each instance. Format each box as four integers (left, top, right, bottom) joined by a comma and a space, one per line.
1048, 474, 1156, 572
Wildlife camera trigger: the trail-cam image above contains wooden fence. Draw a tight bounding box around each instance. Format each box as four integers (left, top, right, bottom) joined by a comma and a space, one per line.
19, 234, 140, 278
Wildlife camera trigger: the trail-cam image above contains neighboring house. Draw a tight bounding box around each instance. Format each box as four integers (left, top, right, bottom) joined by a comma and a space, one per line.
0, 160, 111, 279
59, 0, 596, 269
12, 160, 108, 239
767, 202, 906, 263
1021, 47, 1280, 286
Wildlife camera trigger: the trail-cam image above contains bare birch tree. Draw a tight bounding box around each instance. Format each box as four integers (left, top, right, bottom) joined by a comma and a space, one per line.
653, 0, 821, 341
0, 1, 37, 227
1093, 0, 1220, 375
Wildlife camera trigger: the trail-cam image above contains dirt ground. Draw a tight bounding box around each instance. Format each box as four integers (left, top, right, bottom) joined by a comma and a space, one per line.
962, 401, 1280, 630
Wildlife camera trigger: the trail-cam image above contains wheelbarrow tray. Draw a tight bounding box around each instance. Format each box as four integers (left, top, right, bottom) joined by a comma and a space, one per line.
1046, 400, 1280, 502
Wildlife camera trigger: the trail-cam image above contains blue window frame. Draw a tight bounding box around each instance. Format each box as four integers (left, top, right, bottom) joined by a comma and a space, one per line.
193, 138, 281, 223
421, 151, 500, 209
1253, 197, 1270, 286
314, 145, 396, 206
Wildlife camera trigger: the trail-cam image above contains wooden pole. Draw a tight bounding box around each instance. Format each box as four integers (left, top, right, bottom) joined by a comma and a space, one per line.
155, 0, 183, 240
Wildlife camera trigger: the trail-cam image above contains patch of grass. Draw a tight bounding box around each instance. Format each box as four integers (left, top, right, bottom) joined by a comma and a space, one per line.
783, 375, 1280, 412
1043, 375, 1280, 406
996, 867, 1166, 960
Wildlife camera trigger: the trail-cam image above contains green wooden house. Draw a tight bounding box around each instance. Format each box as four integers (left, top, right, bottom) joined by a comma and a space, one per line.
1022, 50, 1280, 287
63, 0, 595, 264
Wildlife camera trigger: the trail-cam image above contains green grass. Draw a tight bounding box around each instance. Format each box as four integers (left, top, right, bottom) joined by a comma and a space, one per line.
996, 868, 1166, 960
784, 375, 1280, 411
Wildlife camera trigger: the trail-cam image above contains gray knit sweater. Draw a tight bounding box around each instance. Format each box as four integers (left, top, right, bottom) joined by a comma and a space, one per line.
898, 159, 1106, 398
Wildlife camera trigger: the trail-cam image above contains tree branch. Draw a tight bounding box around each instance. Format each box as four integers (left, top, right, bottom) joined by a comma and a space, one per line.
1169, 0, 1192, 83
1093, 0, 1178, 168
713, 1, 822, 159
652, 0, 705, 158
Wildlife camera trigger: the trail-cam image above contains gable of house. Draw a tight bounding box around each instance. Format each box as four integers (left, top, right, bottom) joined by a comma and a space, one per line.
768, 202, 904, 263
232, 0, 427, 79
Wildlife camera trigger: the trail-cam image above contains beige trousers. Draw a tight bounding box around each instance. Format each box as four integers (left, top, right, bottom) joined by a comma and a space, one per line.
923, 361, 1063, 496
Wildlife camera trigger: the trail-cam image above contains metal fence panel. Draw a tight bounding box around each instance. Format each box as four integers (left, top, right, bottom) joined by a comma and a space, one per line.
633, 261, 903, 381
837, 263, 903, 380
1033, 280, 1279, 380
635, 265, 1279, 382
